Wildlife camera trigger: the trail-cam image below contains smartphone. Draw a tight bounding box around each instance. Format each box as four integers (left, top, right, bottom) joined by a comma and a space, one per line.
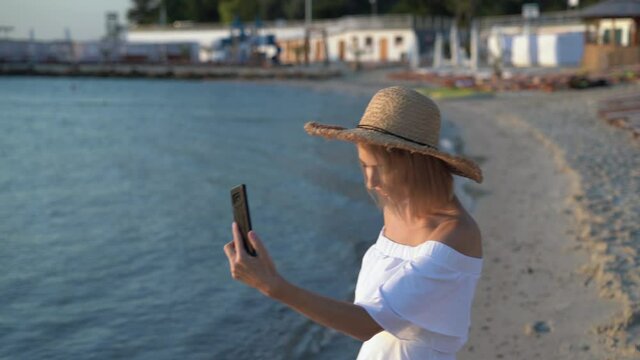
230, 184, 257, 257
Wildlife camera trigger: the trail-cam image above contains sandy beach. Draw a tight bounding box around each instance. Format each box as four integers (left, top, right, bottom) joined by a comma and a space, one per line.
285, 70, 640, 359
441, 87, 639, 360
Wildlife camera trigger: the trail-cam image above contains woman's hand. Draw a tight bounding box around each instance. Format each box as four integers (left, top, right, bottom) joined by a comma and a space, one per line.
223, 222, 284, 297
223, 222, 383, 341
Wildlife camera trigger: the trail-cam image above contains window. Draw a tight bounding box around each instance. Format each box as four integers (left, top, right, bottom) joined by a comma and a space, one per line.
603, 29, 624, 45
365, 36, 373, 47
395, 36, 403, 46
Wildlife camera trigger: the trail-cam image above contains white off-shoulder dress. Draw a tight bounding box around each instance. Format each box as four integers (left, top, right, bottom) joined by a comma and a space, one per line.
354, 227, 483, 360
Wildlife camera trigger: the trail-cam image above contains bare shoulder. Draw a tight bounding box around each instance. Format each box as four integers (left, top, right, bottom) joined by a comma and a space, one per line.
431, 215, 483, 259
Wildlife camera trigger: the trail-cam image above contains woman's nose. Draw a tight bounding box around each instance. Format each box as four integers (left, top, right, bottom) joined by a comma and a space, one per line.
364, 168, 380, 188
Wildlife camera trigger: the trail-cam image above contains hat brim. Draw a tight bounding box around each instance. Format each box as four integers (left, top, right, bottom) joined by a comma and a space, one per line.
304, 121, 483, 183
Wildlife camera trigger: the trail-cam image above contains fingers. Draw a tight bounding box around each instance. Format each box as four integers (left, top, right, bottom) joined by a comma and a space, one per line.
231, 222, 246, 260
223, 241, 236, 262
247, 231, 266, 255
248, 231, 275, 267
224, 241, 242, 280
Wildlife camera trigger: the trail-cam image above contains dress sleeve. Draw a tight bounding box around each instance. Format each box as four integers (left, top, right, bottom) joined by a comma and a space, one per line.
354, 255, 478, 340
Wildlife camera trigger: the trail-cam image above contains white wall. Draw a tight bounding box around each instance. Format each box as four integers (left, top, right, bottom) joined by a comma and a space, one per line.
126, 28, 229, 46
508, 32, 583, 67
488, 24, 585, 67
537, 32, 583, 66
127, 26, 305, 62
325, 29, 417, 62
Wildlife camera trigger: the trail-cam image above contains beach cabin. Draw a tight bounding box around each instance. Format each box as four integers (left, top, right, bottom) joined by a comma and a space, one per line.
486, 24, 585, 68
582, 0, 640, 70
483, 11, 586, 68
326, 28, 417, 65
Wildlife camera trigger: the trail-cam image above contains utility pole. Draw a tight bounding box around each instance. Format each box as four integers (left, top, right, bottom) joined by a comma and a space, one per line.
449, 21, 459, 67
159, 0, 168, 64
65, 27, 76, 64
159, 3, 167, 26
305, 0, 311, 26
470, 20, 478, 71
28, 28, 35, 66
304, 0, 311, 66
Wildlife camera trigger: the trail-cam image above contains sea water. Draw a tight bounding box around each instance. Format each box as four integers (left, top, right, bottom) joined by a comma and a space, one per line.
0, 77, 469, 359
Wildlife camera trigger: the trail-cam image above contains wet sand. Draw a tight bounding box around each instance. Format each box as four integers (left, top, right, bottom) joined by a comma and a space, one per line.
279, 69, 639, 359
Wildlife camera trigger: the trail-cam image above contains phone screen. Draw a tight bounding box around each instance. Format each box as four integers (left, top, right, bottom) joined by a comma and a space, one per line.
230, 184, 257, 256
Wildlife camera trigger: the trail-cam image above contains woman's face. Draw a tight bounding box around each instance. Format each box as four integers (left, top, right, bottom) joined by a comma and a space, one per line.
357, 144, 388, 197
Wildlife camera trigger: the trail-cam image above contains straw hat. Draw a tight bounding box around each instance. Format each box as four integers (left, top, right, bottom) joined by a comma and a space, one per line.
304, 86, 483, 183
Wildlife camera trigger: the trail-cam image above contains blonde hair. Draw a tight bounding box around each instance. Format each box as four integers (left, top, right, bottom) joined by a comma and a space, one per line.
358, 142, 454, 220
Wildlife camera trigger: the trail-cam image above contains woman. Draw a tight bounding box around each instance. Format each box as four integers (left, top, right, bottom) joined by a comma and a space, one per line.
223, 86, 484, 359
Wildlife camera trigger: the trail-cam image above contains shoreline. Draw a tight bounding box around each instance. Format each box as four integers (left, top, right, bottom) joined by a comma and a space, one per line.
281, 69, 638, 358
0, 63, 343, 80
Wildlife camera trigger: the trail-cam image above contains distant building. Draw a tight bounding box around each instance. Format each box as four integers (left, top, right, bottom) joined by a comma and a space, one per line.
3, 11, 608, 70
483, 10, 586, 68
0, 40, 75, 63
581, 0, 640, 70
126, 15, 422, 66
119, 42, 200, 63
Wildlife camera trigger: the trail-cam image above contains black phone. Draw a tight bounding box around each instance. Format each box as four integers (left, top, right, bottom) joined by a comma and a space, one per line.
230, 184, 257, 257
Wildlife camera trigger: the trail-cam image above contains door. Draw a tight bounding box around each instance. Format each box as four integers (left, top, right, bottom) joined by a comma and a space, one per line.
379, 37, 388, 62
339, 40, 345, 61
315, 40, 323, 62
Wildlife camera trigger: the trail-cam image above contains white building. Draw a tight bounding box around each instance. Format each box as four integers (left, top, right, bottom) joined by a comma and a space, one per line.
126, 15, 420, 65
483, 11, 586, 68
325, 28, 418, 63
488, 24, 585, 67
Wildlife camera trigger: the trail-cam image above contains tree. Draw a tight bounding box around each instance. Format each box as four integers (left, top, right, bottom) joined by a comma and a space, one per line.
185, 0, 221, 22
127, 0, 161, 24
390, 0, 451, 17
218, 0, 260, 24
444, 0, 478, 26
260, 0, 287, 20
163, 0, 189, 23
128, 0, 603, 25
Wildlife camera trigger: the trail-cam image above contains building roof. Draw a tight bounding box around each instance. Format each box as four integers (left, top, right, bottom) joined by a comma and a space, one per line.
581, 0, 640, 18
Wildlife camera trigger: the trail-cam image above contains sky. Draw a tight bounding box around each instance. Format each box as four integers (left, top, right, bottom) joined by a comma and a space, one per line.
0, 0, 131, 41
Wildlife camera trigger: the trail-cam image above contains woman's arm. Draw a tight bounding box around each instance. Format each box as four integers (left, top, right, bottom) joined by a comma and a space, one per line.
268, 276, 382, 342
223, 222, 383, 342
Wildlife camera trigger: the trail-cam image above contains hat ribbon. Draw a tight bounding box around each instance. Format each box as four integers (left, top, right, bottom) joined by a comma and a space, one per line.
356, 124, 438, 150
